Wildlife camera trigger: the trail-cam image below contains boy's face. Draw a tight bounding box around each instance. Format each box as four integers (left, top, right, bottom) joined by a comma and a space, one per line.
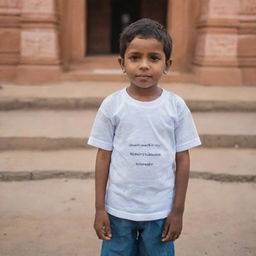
119, 36, 171, 89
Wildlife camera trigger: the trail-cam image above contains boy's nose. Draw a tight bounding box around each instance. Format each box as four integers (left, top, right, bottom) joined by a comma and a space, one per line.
139, 59, 150, 70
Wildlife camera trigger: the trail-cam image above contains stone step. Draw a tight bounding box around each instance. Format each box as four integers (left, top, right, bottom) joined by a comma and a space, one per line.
0, 148, 255, 182
0, 110, 255, 150
2, 96, 256, 112
1, 82, 256, 112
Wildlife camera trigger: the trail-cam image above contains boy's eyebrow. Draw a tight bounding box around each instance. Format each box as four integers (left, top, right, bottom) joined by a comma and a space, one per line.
127, 51, 163, 55
127, 51, 141, 55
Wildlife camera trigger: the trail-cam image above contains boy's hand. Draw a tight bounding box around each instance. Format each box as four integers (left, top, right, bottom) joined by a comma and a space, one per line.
94, 210, 112, 240
161, 210, 183, 242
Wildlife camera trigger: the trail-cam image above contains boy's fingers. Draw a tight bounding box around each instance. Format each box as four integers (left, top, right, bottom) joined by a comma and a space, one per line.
101, 230, 111, 240
96, 228, 111, 240
161, 226, 167, 238
161, 223, 170, 241
99, 221, 112, 240
162, 223, 180, 242
163, 227, 172, 242
95, 227, 102, 239
163, 230, 176, 242
103, 222, 112, 239
105, 224, 112, 238
95, 224, 108, 240
174, 233, 180, 240
169, 230, 176, 241
167, 228, 181, 241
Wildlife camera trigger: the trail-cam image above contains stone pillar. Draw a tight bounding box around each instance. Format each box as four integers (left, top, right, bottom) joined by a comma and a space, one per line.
16, 0, 61, 83
238, 0, 256, 85
0, 0, 21, 82
193, 0, 242, 85
166, 0, 200, 83
167, 0, 190, 73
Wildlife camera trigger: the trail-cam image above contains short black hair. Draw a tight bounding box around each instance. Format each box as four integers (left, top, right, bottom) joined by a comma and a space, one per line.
119, 18, 172, 61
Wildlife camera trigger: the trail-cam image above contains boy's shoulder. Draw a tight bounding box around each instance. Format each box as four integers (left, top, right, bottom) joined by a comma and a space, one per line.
163, 89, 190, 116
164, 89, 187, 106
102, 88, 124, 104
101, 88, 124, 108
99, 88, 125, 114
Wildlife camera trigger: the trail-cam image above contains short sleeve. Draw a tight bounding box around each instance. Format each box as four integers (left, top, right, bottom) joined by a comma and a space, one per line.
87, 109, 115, 151
175, 100, 201, 152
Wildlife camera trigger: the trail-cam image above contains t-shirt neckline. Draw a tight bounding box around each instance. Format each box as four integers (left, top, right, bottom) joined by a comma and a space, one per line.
123, 87, 167, 106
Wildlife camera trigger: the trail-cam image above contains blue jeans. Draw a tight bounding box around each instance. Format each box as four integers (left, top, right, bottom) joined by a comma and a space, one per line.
101, 214, 175, 256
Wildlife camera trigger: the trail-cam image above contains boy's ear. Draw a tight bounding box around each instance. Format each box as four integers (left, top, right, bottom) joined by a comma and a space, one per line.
164, 59, 172, 74
118, 57, 125, 70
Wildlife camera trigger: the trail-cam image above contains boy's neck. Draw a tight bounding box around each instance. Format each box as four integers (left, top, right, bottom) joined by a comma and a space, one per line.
126, 85, 162, 102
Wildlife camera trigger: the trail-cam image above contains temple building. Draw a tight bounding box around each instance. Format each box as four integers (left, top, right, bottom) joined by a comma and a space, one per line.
0, 0, 255, 85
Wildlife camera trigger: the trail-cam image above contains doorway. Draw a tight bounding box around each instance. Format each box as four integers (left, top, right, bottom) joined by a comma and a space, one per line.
111, 0, 140, 53
86, 0, 167, 55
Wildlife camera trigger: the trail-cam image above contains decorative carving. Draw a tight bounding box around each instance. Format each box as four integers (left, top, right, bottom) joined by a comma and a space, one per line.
206, 34, 237, 57
0, 0, 19, 8
209, 0, 239, 16
21, 29, 58, 59
240, 0, 256, 13
22, 0, 54, 14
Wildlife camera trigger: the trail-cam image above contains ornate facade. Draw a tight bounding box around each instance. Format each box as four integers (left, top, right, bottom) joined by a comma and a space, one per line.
0, 0, 255, 85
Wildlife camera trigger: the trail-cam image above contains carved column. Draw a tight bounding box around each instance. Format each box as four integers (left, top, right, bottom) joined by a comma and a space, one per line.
166, 0, 200, 83
193, 0, 242, 85
16, 0, 61, 83
0, 0, 21, 81
238, 0, 256, 85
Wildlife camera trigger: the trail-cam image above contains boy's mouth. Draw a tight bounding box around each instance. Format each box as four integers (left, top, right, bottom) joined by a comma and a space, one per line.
136, 74, 152, 78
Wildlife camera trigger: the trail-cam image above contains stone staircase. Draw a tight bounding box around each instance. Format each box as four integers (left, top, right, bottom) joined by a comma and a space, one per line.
1, 81, 256, 256
0, 82, 256, 182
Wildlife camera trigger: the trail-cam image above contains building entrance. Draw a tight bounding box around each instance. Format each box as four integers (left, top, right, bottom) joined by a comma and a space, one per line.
86, 0, 167, 55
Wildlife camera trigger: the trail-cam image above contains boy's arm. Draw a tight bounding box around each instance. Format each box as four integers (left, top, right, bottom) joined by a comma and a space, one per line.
94, 148, 112, 240
162, 150, 190, 242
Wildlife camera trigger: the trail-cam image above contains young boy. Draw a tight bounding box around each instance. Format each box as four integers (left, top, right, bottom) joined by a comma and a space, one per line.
88, 18, 201, 256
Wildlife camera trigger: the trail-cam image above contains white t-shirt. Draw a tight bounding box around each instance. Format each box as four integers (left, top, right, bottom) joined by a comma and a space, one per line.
88, 88, 201, 221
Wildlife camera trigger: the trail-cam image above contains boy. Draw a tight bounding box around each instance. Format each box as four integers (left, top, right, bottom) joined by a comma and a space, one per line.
88, 18, 201, 256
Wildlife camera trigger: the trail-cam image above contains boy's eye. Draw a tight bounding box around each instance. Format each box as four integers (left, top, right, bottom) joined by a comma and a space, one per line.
150, 56, 160, 61
129, 55, 139, 61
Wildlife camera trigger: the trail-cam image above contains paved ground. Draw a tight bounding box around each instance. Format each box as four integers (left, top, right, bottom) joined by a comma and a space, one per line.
0, 81, 255, 255
0, 179, 255, 256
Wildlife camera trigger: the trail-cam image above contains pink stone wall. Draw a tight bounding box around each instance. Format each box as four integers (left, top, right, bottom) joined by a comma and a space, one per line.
194, 0, 243, 85
240, 0, 256, 13
21, 29, 59, 59
208, 0, 239, 18
20, 0, 60, 64
0, 0, 20, 12
0, 0, 20, 67
205, 34, 238, 58
195, 33, 206, 58
22, 0, 55, 14
238, 0, 256, 85
0, 28, 19, 52
199, 0, 239, 21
